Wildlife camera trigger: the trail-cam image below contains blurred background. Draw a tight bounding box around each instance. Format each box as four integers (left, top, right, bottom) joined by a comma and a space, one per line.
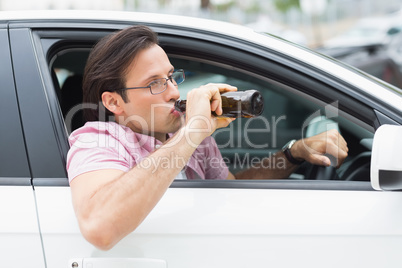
1, 0, 401, 88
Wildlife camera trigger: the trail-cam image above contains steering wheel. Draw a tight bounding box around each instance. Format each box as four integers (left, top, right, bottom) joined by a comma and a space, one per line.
303, 116, 340, 180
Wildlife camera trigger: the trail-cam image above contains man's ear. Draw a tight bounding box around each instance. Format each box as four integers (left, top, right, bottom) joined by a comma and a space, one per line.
101, 91, 124, 115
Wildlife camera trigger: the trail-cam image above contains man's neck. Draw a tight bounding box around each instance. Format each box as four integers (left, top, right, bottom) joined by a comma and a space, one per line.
153, 132, 168, 143
115, 119, 168, 142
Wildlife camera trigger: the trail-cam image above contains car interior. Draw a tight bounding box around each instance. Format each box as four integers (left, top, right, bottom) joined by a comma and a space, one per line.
49, 41, 375, 182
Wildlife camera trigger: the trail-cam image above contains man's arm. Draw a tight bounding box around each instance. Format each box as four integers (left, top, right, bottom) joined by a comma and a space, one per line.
229, 150, 299, 180
70, 127, 199, 250
230, 129, 348, 180
70, 83, 237, 250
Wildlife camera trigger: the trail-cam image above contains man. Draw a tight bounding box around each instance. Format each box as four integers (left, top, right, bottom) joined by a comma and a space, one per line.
67, 25, 348, 250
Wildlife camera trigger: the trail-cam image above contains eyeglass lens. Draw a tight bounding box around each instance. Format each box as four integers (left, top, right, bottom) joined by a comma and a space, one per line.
150, 70, 184, 94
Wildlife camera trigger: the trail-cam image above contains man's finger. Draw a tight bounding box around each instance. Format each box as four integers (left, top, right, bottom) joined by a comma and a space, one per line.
309, 154, 331, 167
215, 117, 235, 129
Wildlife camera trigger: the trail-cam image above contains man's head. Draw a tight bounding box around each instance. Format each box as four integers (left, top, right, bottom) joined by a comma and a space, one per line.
83, 25, 183, 141
83, 25, 159, 121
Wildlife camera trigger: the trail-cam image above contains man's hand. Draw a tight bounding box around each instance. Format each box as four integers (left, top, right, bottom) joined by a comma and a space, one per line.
291, 129, 348, 168
184, 83, 237, 144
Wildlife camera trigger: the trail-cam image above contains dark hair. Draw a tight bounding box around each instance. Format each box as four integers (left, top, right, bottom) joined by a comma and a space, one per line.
82, 25, 159, 121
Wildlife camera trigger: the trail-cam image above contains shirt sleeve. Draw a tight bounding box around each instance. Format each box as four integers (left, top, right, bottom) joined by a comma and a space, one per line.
66, 130, 131, 183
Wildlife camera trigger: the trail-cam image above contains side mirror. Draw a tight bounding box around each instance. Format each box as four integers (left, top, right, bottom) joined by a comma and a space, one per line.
371, 124, 402, 190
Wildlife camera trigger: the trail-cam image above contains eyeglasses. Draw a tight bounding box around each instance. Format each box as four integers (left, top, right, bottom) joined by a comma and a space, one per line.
117, 69, 185, 95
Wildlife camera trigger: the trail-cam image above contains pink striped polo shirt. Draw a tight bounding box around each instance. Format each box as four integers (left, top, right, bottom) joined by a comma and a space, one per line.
66, 121, 228, 182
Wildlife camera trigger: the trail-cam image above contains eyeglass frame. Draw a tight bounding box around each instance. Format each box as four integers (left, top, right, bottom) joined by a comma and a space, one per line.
116, 69, 185, 95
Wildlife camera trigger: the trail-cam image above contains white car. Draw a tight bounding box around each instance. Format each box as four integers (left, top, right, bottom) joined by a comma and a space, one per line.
1, 10, 402, 268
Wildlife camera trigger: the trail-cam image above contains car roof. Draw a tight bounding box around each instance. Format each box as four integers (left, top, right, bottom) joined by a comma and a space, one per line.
0, 10, 252, 36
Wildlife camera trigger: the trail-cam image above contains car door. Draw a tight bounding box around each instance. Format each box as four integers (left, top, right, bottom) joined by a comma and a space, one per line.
0, 24, 45, 267
13, 17, 402, 268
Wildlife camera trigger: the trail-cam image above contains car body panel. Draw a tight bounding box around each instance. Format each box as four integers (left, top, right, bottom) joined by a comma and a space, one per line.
35, 186, 402, 268
0, 27, 31, 184
0, 187, 44, 267
0, 24, 44, 268
8, 27, 67, 179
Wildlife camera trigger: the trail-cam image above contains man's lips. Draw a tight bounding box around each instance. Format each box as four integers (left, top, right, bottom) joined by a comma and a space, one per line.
170, 106, 182, 117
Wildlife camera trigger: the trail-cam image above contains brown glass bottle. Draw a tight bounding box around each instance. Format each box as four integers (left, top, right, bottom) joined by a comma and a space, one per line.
174, 90, 264, 118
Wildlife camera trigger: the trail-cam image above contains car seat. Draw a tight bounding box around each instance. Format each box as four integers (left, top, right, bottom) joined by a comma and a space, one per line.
61, 74, 84, 132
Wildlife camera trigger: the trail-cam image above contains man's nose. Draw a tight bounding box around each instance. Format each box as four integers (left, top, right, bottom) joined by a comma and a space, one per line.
164, 79, 181, 100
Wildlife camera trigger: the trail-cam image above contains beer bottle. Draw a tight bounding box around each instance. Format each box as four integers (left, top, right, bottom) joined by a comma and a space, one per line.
174, 89, 264, 118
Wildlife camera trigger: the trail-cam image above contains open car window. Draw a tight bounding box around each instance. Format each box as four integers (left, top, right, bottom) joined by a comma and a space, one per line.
169, 56, 374, 181
42, 26, 374, 188
50, 46, 374, 182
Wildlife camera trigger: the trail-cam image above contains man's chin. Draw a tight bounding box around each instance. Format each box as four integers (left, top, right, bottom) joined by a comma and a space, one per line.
170, 120, 184, 134
150, 116, 184, 136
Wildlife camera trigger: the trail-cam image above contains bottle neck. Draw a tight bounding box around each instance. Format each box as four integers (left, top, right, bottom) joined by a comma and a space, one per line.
174, 99, 186, 113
